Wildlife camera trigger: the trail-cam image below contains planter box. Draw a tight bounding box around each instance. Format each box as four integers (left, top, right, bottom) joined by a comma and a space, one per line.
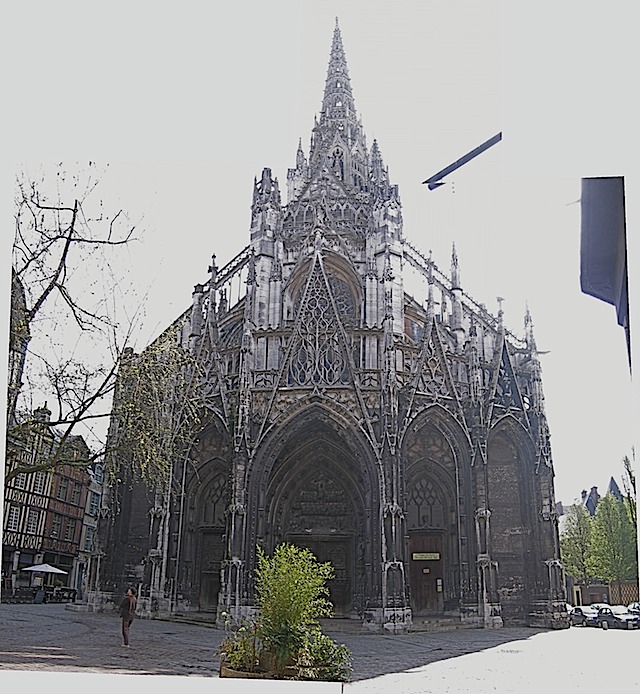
219, 661, 274, 679
219, 662, 343, 693
220, 659, 307, 680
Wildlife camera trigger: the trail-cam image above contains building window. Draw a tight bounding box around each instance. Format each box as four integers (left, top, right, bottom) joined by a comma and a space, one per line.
64, 519, 76, 542
14, 473, 27, 490
94, 465, 104, 484
6, 505, 20, 532
71, 483, 81, 505
33, 471, 47, 495
51, 514, 62, 538
89, 491, 100, 516
83, 527, 95, 552
26, 509, 40, 535
56, 478, 68, 502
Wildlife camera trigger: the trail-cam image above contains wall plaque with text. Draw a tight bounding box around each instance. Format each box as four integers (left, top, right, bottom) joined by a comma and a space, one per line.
412, 552, 440, 561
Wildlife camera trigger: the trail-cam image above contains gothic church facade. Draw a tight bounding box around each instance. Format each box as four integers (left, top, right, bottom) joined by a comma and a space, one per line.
101, 22, 567, 631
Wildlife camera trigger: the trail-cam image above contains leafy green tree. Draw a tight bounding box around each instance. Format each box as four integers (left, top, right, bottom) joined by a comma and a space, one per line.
105, 329, 203, 489
560, 503, 593, 582
587, 493, 638, 588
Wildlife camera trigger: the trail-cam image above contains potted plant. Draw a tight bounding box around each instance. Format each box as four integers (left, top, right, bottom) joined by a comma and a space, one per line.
218, 543, 352, 682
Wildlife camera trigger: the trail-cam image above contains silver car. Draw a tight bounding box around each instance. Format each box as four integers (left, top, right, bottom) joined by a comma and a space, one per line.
596, 605, 639, 630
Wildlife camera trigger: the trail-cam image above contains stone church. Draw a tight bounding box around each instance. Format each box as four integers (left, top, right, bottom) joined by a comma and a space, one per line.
101, 21, 567, 632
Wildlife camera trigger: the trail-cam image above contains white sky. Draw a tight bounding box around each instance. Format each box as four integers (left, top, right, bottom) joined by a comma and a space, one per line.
2, 0, 637, 514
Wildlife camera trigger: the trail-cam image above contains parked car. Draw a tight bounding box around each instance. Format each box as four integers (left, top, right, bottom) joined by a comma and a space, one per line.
596, 605, 640, 630
589, 602, 610, 611
569, 606, 599, 627
627, 602, 640, 616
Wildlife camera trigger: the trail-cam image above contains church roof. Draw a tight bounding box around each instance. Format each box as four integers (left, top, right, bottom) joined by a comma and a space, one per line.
607, 476, 624, 501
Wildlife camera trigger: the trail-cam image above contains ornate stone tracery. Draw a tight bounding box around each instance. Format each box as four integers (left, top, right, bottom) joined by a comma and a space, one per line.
288, 264, 351, 387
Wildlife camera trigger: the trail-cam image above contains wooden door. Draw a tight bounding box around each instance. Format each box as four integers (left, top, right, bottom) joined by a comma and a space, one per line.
289, 536, 352, 616
198, 529, 224, 611
408, 533, 444, 615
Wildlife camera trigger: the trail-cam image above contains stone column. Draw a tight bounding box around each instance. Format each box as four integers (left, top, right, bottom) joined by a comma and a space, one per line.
474, 507, 503, 628
376, 500, 411, 634
218, 499, 251, 625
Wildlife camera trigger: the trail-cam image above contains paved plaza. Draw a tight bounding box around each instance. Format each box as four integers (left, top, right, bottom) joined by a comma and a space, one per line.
0, 603, 638, 693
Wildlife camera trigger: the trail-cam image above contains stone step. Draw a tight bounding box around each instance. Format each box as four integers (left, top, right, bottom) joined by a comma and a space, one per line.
410, 617, 479, 633
167, 613, 221, 628
319, 618, 367, 634
65, 603, 90, 612
107, 610, 480, 634
320, 616, 479, 634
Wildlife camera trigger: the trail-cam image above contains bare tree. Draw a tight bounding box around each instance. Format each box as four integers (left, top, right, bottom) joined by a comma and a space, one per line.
13, 163, 134, 333
6, 163, 139, 482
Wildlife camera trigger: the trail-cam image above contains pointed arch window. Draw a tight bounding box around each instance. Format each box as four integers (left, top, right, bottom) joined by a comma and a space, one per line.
407, 477, 445, 529
288, 266, 352, 387
200, 474, 227, 527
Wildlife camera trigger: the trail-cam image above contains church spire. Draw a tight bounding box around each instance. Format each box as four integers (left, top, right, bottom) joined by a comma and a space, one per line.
309, 18, 368, 186
320, 18, 357, 126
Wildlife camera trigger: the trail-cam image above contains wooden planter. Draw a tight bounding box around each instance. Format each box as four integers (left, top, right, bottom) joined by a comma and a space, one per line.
219, 660, 298, 680
219, 661, 272, 679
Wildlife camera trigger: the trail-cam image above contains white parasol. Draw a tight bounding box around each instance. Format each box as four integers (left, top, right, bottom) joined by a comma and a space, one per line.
21, 563, 68, 574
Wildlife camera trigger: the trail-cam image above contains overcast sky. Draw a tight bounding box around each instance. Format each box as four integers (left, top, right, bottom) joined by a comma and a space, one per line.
2, 0, 637, 513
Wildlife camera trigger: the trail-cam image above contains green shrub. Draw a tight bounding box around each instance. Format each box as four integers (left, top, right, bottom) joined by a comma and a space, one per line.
256, 543, 334, 673
295, 626, 353, 682
218, 617, 261, 672
219, 543, 352, 682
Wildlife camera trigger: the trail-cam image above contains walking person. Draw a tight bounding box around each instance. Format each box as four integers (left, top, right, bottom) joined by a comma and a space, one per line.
119, 587, 137, 647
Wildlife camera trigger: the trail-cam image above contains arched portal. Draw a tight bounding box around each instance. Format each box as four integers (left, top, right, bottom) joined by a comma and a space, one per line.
403, 414, 467, 617
254, 408, 379, 618
487, 421, 535, 623
195, 473, 227, 611
270, 459, 357, 615
181, 421, 231, 613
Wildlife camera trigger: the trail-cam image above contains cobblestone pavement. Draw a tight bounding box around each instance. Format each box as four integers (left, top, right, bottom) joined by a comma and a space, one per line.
0, 603, 219, 677
0, 603, 638, 693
